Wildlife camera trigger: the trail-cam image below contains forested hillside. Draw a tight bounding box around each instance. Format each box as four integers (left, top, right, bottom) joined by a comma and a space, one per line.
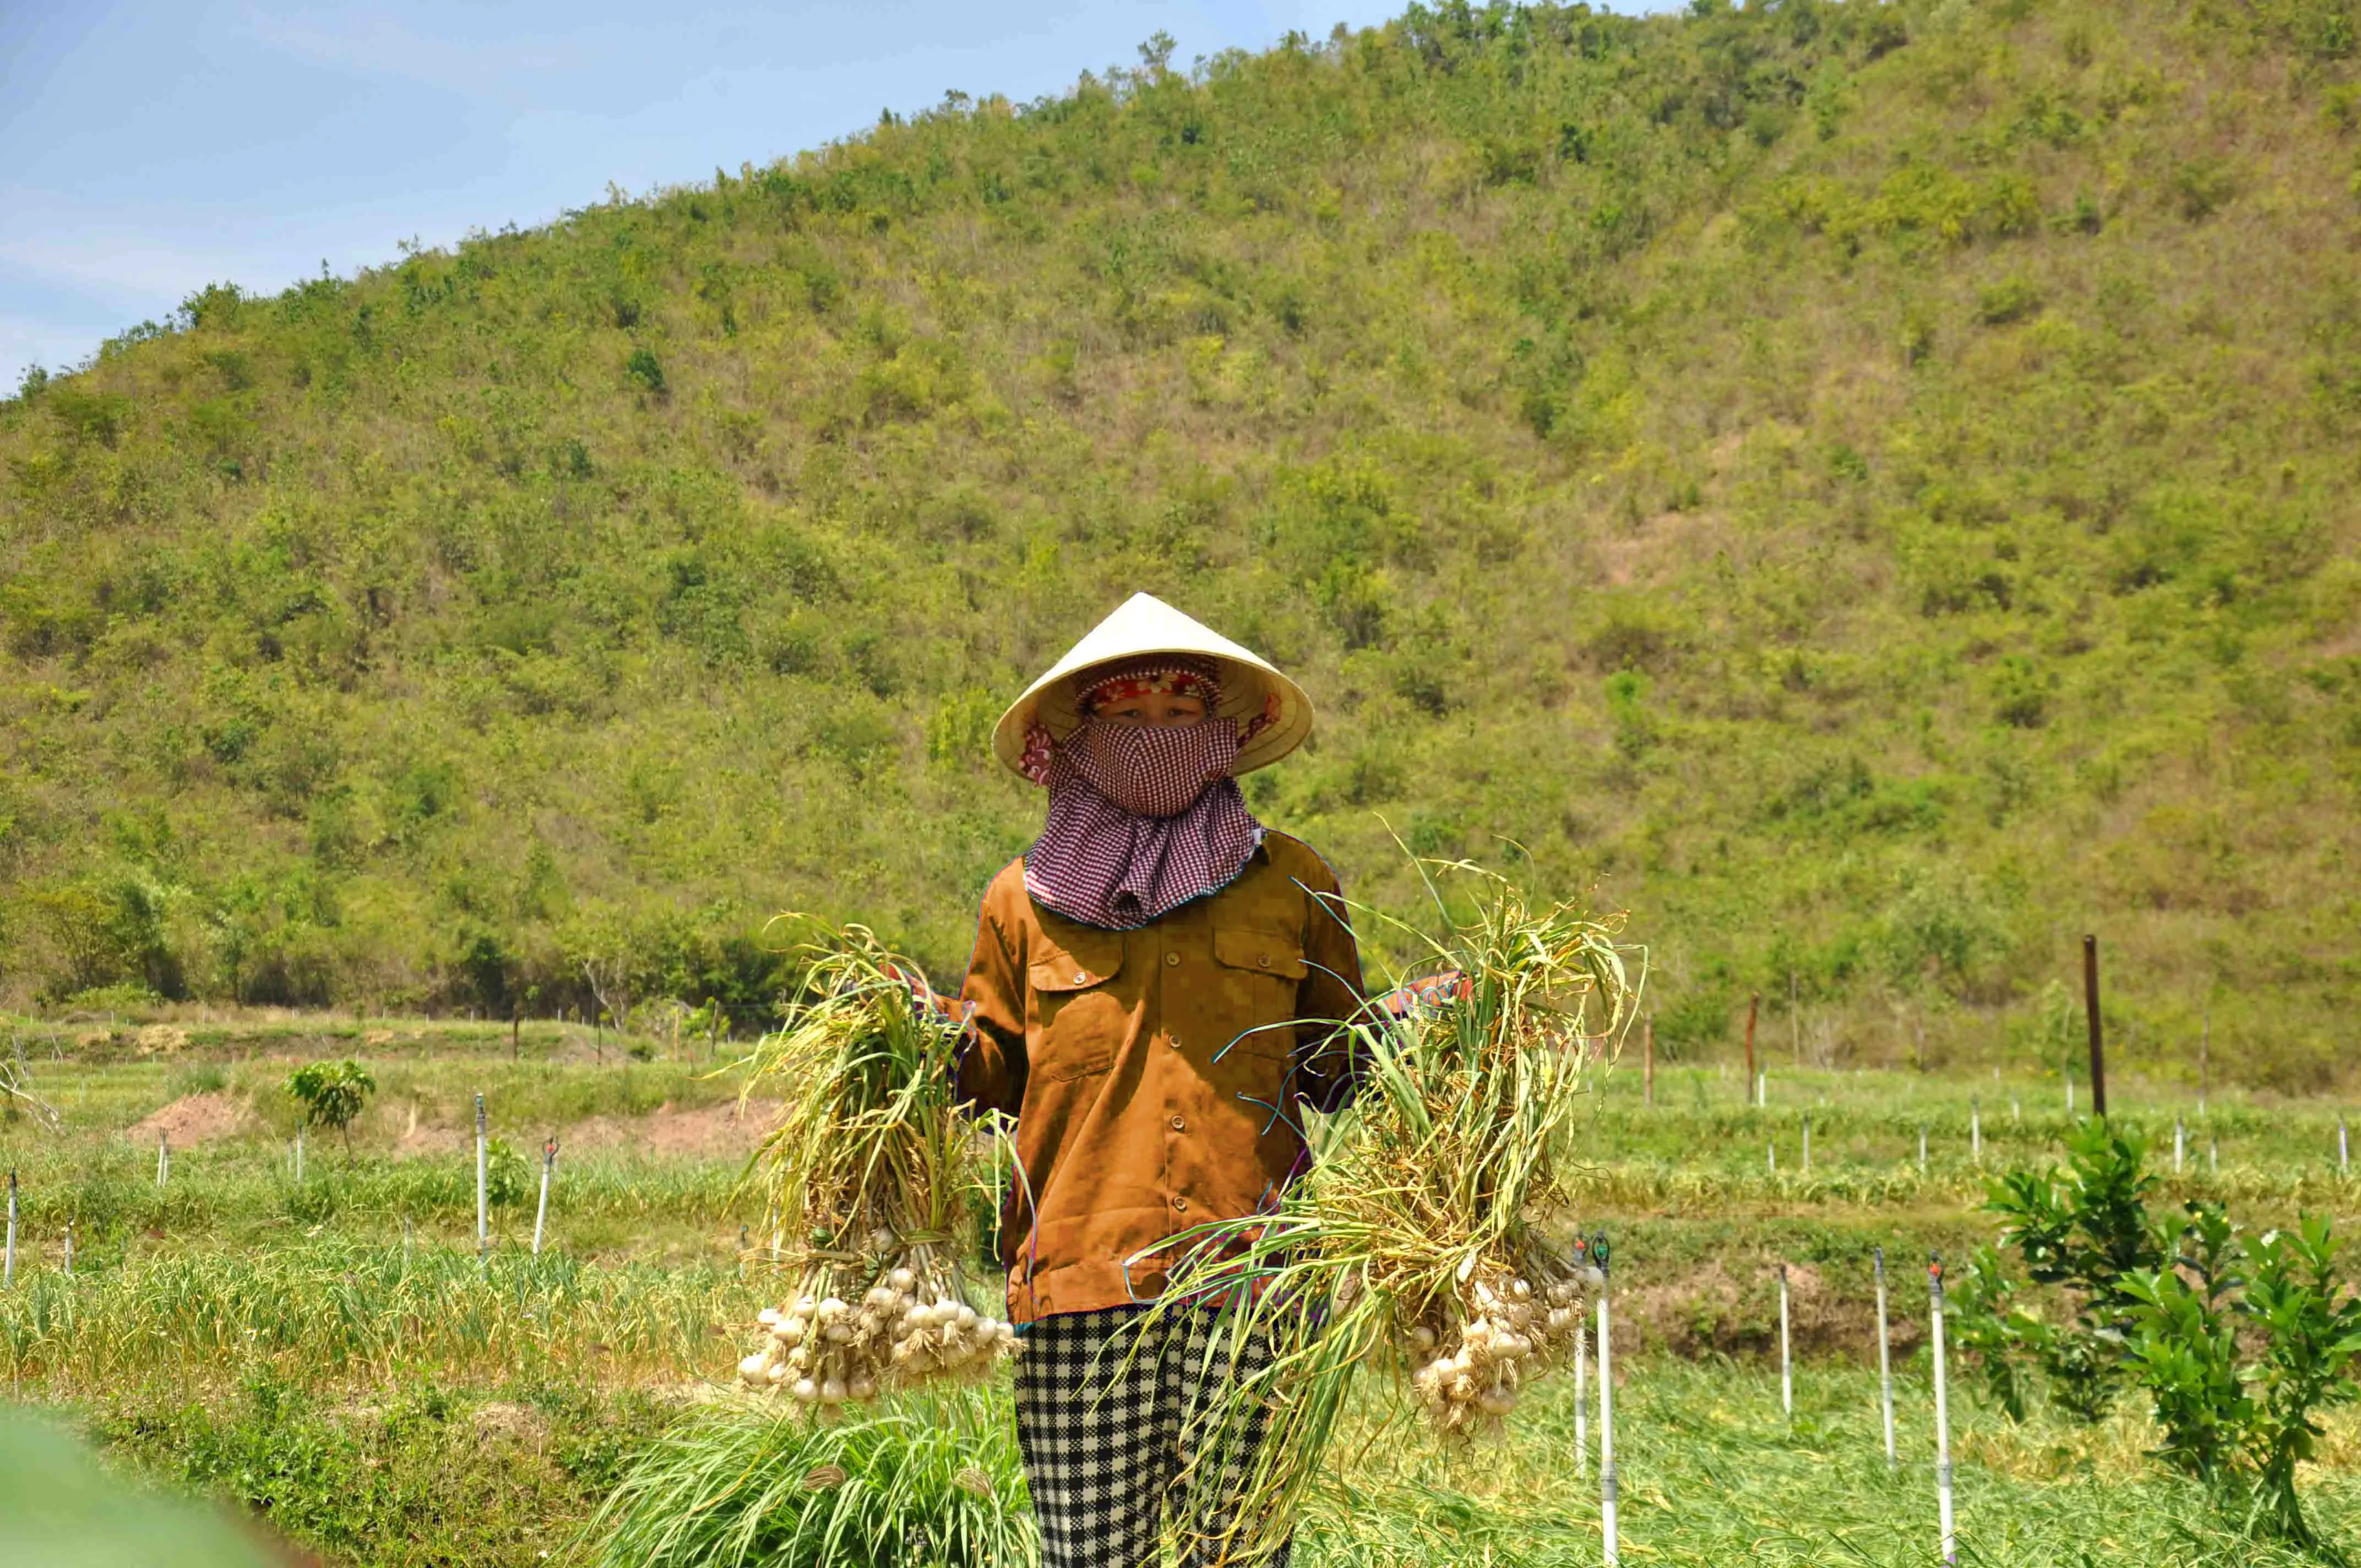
3, 0, 2357, 1086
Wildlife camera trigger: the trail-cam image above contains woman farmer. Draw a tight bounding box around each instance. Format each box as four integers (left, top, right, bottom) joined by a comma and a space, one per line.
956, 592, 1365, 1568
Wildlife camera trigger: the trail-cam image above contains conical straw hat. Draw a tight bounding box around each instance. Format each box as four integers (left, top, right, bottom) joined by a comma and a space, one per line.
992, 592, 1313, 781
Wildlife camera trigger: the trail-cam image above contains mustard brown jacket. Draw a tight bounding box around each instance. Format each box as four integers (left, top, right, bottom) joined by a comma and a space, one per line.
956, 832, 1365, 1324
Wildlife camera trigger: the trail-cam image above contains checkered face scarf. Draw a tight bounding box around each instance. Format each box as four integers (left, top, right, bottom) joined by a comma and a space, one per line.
1021, 659, 1267, 932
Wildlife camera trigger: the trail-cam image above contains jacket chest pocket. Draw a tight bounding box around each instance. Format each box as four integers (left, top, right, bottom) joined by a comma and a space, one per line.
1029, 932, 1127, 1081
1212, 921, 1309, 1058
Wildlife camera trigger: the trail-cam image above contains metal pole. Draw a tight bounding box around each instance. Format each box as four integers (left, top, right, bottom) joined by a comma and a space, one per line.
4, 1169, 15, 1289
532, 1139, 556, 1255
1874, 1247, 1895, 1470
2082, 935, 2107, 1119
475, 1093, 488, 1259
1778, 1264, 1792, 1418
1931, 1254, 1956, 1564
1595, 1233, 1617, 1567
1575, 1316, 1589, 1477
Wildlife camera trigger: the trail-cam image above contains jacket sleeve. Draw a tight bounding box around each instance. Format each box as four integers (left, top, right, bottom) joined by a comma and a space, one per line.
1291, 853, 1368, 1115
955, 891, 1027, 1119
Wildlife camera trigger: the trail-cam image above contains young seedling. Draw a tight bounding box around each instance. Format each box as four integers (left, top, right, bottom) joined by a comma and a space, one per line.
284, 1059, 376, 1158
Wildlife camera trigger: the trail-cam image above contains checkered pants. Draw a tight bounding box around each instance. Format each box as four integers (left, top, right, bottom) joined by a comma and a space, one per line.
1014, 1306, 1290, 1568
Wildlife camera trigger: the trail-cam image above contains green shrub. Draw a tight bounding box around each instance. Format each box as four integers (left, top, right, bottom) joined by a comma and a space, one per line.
284, 1059, 376, 1155
624, 347, 666, 394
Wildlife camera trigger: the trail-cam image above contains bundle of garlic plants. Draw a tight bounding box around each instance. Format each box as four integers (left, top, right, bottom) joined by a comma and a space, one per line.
1136, 862, 1642, 1560
733, 922, 1015, 1411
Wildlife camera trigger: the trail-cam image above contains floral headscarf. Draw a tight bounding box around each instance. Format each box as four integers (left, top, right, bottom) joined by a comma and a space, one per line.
1019, 657, 1275, 930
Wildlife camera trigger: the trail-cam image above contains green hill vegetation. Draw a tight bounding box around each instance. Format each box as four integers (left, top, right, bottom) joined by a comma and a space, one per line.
2, 0, 2357, 1086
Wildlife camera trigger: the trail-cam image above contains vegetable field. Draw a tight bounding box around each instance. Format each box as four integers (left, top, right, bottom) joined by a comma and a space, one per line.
2, 1014, 2358, 1564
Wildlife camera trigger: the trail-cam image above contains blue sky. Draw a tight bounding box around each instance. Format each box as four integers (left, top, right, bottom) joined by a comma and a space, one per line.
2, 0, 1657, 389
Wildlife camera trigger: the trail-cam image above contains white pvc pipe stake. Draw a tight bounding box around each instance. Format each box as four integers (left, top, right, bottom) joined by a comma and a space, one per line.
1778, 1264, 1792, 1418
532, 1140, 556, 1256
1575, 1318, 1589, 1477
295, 1121, 305, 1186
1758, 1071, 1767, 1109
1918, 1125, 1928, 1174
63, 1219, 73, 1278
1931, 1255, 1956, 1564
1803, 1114, 1812, 1174
1971, 1099, 1981, 1164
402, 1215, 412, 1271
4, 1169, 15, 1289
1768, 1139, 1776, 1174
1597, 1248, 1618, 1567
2210, 1139, 2219, 1174
1874, 1247, 1896, 1470
157, 1131, 170, 1188
2175, 1115, 2185, 1174
2065, 1068, 2074, 1116
475, 1093, 489, 1259
2341, 1118, 2349, 1177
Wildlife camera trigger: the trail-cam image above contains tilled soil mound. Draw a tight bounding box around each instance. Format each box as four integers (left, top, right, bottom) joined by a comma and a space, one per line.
126, 1092, 256, 1146
566, 1099, 784, 1159
393, 1099, 782, 1161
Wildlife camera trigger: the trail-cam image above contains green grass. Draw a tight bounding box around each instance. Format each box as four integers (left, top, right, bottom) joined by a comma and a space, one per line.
1304, 1358, 2361, 1566
5, 1039, 2360, 1562
0, 0, 2353, 1098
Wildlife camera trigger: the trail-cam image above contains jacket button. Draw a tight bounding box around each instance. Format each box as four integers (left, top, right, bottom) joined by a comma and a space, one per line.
1257, 955, 1271, 969
1073, 971, 1087, 984
1164, 952, 1180, 967
1169, 1115, 1185, 1131
1173, 1197, 1188, 1212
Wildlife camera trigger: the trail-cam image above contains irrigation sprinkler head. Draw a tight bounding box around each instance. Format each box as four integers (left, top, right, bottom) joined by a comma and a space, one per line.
1590, 1232, 1611, 1276
1874, 1244, 1885, 1277
1928, 1252, 1944, 1293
